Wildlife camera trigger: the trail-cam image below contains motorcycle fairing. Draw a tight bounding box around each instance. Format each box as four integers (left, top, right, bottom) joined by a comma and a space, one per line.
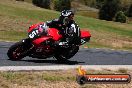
32, 28, 63, 45
47, 28, 62, 41
80, 30, 91, 38
80, 30, 91, 45
32, 36, 51, 45
28, 22, 44, 33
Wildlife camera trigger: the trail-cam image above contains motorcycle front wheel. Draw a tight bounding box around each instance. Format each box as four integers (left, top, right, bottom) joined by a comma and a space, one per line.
7, 41, 27, 61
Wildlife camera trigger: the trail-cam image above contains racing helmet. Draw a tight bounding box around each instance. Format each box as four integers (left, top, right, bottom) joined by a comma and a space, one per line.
59, 10, 74, 25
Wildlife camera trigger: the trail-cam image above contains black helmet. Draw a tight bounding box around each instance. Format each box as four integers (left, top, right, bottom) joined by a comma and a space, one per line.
60, 10, 74, 17
59, 10, 74, 25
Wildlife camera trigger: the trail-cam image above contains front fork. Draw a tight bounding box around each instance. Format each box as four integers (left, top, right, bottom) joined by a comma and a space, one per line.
21, 38, 34, 54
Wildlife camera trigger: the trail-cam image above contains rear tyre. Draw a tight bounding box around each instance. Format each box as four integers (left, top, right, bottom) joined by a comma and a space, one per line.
7, 41, 27, 61
54, 46, 79, 61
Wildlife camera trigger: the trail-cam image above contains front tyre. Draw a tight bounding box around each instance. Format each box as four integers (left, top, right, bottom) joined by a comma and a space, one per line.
7, 41, 27, 61
54, 46, 79, 61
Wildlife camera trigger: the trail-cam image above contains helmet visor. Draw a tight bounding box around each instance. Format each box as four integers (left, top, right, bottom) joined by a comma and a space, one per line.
63, 17, 69, 25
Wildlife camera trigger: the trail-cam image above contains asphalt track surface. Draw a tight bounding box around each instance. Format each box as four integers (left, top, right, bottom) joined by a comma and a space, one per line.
0, 42, 132, 66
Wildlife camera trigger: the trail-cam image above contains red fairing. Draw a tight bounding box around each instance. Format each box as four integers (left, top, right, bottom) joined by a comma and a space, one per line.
47, 28, 62, 41
81, 30, 91, 38
33, 36, 51, 45
32, 28, 62, 45
28, 22, 44, 33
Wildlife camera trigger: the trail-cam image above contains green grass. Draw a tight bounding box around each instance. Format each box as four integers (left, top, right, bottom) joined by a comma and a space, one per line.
0, 30, 27, 41
0, 0, 132, 50
0, 3, 58, 21
0, 69, 131, 88
117, 68, 128, 73
76, 16, 132, 37
41, 73, 75, 82
24, 0, 32, 3
0, 71, 76, 87
76, 10, 98, 18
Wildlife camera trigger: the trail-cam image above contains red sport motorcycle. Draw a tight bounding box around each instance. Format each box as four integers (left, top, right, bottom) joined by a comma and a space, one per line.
7, 22, 91, 61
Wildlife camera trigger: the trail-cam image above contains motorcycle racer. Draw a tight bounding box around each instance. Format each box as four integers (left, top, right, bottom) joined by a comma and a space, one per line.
36, 10, 81, 46
7, 10, 91, 61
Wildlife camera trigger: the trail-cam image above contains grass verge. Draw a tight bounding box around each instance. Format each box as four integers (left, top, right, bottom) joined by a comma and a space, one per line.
0, 0, 132, 50
0, 69, 131, 88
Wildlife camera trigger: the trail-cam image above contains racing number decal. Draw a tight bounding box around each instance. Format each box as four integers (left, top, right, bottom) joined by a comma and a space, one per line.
28, 29, 39, 38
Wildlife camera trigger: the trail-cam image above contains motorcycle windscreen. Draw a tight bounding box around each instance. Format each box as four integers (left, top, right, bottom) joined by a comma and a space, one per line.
47, 28, 62, 41
28, 22, 44, 33
80, 30, 91, 38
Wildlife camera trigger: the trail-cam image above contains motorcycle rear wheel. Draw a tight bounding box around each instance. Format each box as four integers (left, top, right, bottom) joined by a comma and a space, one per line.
54, 46, 79, 61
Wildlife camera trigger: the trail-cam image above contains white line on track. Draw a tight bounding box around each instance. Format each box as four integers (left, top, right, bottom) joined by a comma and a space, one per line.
0, 65, 132, 71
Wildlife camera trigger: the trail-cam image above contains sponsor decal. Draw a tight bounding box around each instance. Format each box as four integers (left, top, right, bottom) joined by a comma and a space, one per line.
76, 66, 131, 85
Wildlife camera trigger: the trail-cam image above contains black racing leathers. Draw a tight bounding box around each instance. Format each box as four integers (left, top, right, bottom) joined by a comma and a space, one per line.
46, 19, 81, 45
